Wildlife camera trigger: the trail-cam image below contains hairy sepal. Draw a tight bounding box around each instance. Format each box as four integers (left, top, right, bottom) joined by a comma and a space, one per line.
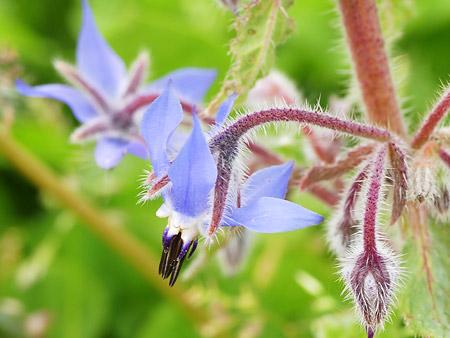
388, 141, 409, 225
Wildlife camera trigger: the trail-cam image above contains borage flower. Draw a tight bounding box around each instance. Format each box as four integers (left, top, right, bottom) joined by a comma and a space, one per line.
141, 85, 323, 286
16, 0, 216, 169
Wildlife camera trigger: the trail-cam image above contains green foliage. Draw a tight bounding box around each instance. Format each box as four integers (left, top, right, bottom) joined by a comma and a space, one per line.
206, 0, 295, 115
399, 219, 450, 337
1, 0, 450, 337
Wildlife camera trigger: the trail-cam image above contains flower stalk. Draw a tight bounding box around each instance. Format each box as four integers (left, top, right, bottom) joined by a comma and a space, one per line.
208, 108, 392, 235
337, 0, 406, 138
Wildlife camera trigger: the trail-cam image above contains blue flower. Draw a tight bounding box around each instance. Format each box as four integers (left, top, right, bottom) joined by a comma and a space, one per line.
16, 0, 216, 169
141, 85, 323, 286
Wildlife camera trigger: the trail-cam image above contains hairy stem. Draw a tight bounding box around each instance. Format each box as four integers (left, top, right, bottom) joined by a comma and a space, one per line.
207, 108, 391, 235
412, 88, 450, 149
0, 131, 208, 327
364, 146, 387, 252
337, 0, 406, 137
210, 108, 392, 147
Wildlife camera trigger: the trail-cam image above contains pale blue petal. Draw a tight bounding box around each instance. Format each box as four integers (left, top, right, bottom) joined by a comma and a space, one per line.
215, 93, 236, 127
147, 68, 217, 104
77, 0, 127, 96
16, 79, 97, 123
242, 161, 294, 206
127, 141, 148, 159
94, 137, 128, 169
226, 197, 323, 233
141, 84, 183, 177
168, 114, 217, 217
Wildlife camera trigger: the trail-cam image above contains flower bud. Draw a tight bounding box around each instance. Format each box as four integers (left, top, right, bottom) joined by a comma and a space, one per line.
341, 244, 400, 336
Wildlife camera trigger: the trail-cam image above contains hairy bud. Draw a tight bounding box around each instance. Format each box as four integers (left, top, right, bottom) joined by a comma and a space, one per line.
341, 243, 400, 336
340, 146, 401, 336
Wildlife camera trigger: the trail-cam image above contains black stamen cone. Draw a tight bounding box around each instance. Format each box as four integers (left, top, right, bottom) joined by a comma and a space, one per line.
158, 233, 195, 286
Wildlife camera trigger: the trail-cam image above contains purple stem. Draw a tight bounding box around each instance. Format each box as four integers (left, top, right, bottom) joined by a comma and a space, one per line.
412, 88, 450, 149
363, 146, 387, 252
207, 108, 392, 235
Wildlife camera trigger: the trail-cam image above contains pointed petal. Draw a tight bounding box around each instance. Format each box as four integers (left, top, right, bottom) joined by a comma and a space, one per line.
147, 68, 217, 104
242, 161, 294, 206
215, 93, 236, 127
226, 197, 323, 233
141, 83, 183, 177
168, 114, 217, 217
94, 137, 128, 169
16, 79, 97, 123
77, 0, 126, 96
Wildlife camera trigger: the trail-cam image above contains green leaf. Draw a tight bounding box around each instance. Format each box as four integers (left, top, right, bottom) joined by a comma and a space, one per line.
399, 217, 450, 337
205, 0, 295, 115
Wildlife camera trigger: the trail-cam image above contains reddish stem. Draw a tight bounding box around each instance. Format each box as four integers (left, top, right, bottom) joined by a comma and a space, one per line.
438, 148, 450, 169
337, 0, 405, 137
412, 88, 450, 149
210, 108, 392, 148
207, 108, 391, 235
363, 146, 387, 252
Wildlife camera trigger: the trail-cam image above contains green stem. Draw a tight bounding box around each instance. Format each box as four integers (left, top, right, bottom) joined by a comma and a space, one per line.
0, 129, 209, 327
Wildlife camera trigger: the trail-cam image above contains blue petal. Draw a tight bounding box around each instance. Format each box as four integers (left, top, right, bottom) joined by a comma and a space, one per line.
16, 79, 97, 123
77, 0, 127, 96
94, 137, 129, 169
215, 93, 236, 127
141, 83, 183, 177
127, 141, 148, 160
147, 68, 217, 104
242, 161, 294, 206
226, 197, 323, 233
167, 114, 217, 217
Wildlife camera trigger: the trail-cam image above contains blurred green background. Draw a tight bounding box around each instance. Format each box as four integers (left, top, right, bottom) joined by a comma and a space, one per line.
0, 0, 450, 337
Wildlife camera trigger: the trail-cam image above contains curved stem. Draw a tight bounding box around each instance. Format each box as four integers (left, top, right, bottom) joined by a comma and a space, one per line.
207, 108, 392, 235
0, 130, 209, 327
210, 108, 392, 149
